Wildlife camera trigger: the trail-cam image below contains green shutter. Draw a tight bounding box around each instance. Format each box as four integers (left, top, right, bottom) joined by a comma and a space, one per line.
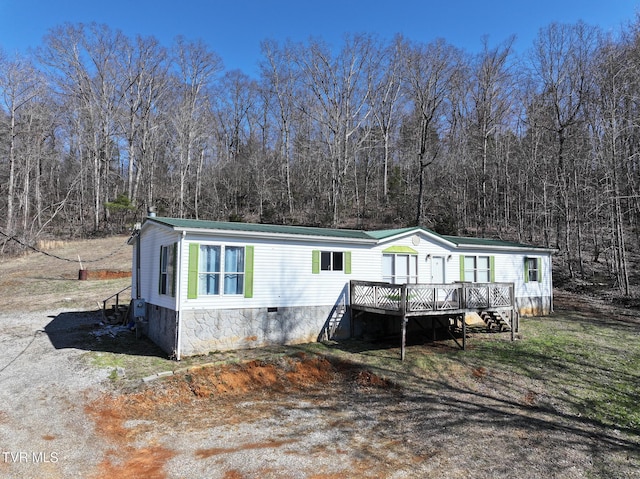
490, 256, 495, 282
244, 245, 254, 298
312, 250, 320, 274
171, 242, 178, 297
187, 243, 199, 299
524, 257, 530, 283
344, 251, 352, 274
459, 255, 465, 281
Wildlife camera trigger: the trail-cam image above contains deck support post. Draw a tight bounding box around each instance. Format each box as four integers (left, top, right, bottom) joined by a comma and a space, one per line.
462, 314, 466, 350
510, 309, 515, 341
401, 316, 407, 361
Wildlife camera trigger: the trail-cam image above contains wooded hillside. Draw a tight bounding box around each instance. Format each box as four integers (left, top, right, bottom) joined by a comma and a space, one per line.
1, 19, 640, 293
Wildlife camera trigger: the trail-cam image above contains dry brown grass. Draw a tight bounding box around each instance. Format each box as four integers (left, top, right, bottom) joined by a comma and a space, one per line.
0, 235, 132, 312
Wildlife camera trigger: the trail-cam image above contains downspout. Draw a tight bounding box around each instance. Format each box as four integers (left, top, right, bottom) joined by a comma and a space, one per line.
175, 230, 186, 361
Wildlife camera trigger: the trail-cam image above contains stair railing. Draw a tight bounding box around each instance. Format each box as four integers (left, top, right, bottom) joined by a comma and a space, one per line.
101, 285, 132, 321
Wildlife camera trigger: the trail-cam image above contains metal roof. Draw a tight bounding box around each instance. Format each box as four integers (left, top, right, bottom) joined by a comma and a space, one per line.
145, 217, 552, 251
442, 234, 549, 250
146, 217, 375, 240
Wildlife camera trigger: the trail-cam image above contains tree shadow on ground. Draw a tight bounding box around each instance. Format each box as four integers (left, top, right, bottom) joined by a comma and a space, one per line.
44, 310, 168, 358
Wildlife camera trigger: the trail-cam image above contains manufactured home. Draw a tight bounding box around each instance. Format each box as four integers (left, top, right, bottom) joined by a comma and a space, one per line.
129, 216, 554, 359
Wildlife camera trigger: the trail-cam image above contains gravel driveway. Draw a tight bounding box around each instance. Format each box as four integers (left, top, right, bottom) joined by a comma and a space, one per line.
0, 309, 110, 479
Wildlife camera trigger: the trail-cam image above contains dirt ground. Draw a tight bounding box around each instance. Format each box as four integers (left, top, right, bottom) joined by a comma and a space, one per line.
0, 235, 133, 313
0, 237, 639, 478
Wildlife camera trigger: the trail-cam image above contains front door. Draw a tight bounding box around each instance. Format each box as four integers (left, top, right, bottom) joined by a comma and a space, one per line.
431, 256, 445, 283
431, 256, 447, 302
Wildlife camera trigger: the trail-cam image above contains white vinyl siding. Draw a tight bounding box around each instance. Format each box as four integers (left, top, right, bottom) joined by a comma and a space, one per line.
132, 222, 552, 312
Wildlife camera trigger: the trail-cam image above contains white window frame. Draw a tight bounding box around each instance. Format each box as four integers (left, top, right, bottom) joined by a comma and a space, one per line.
464, 255, 491, 283
159, 244, 175, 296
526, 257, 540, 283
198, 244, 245, 296
382, 253, 418, 284
321, 251, 344, 271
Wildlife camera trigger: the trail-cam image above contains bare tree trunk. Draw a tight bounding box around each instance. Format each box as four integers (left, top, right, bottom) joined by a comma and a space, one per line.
6, 109, 16, 234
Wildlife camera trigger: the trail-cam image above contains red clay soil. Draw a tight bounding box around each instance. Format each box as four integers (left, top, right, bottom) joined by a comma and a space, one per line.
86, 355, 391, 479
85, 270, 132, 280
93, 446, 175, 479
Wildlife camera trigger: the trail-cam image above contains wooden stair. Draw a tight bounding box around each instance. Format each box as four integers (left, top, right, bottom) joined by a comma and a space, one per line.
104, 304, 130, 325
325, 304, 346, 340
101, 285, 132, 325
479, 310, 513, 332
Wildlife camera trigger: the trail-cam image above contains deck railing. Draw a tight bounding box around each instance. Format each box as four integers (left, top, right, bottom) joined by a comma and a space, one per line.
350, 280, 514, 315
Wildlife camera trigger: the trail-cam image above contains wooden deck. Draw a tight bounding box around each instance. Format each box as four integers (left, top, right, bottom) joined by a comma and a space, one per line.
349, 280, 518, 360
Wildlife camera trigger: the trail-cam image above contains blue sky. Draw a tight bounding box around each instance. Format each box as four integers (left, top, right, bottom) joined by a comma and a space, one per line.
1, 0, 638, 75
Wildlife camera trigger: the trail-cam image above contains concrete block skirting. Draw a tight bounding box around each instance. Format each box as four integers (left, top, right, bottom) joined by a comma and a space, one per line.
179, 305, 351, 357
145, 304, 178, 356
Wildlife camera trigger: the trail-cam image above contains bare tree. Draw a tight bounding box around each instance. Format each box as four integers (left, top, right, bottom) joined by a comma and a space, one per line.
400, 37, 461, 226
118, 34, 169, 208
469, 36, 515, 233
260, 39, 299, 216
38, 23, 131, 230
528, 21, 599, 276
0, 53, 44, 235
294, 34, 375, 226
593, 39, 632, 294
367, 36, 403, 203
170, 36, 222, 218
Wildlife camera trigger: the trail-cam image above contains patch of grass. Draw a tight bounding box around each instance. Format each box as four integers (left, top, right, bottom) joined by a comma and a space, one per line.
88, 352, 128, 369
458, 313, 640, 432
82, 348, 175, 386
311, 310, 640, 437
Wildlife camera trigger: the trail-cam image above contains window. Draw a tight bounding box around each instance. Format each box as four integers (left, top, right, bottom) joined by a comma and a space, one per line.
462, 255, 493, 283
312, 250, 351, 274
224, 246, 245, 294
159, 244, 176, 296
321, 251, 344, 271
525, 257, 540, 283
188, 244, 253, 299
198, 245, 245, 296
382, 253, 418, 284
199, 245, 221, 295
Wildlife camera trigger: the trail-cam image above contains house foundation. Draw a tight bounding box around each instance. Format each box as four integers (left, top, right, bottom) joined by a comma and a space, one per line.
177, 305, 351, 357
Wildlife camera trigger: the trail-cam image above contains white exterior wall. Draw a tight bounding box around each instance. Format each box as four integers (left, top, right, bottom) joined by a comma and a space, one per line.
179, 234, 370, 310
371, 231, 456, 283
170, 228, 553, 311
454, 250, 552, 297
136, 224, 181, 310
368, 231, 553, 315
455, 249, 553, 315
